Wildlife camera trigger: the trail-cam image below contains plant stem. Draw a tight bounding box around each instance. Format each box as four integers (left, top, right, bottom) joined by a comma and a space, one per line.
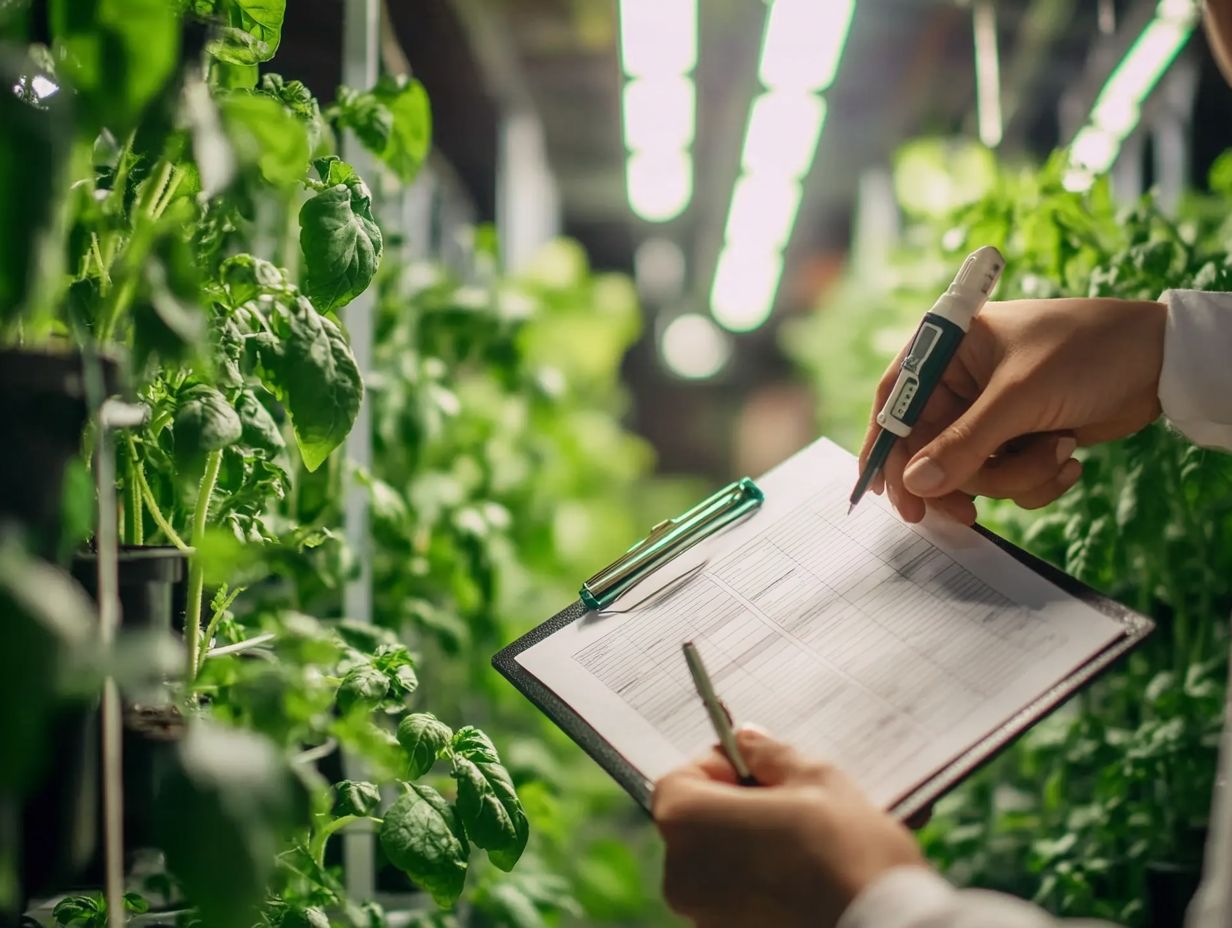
184, 450, 223, 682
308, 815, 374, 868
134, 465, 190, 551
124, 437, 143, 546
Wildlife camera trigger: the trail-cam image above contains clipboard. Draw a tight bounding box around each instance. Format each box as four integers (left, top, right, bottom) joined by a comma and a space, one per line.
492, 464, 1155, 820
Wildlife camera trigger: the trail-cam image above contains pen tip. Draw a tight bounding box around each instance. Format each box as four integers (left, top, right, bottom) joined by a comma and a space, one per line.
847, 502, 856, 516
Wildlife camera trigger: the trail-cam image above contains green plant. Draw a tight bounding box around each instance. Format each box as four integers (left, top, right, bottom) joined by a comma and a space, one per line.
786, 139, 1232, 924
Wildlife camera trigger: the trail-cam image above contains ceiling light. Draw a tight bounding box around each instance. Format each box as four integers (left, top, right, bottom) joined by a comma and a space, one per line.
622, 76, 696, 153
619, 0, 697, 79
711, 246, 783, 332
660, 313, 731, 379
740, 91, 826, 178
724, 173, 803, 252
758, 0, 856, 93
627, 149, 693, 223
1070, 126, 1118, 172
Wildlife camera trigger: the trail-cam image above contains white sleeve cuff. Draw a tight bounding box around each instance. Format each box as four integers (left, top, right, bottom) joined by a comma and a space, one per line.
1158, 289, 1232, 452
836, 867, 956, 928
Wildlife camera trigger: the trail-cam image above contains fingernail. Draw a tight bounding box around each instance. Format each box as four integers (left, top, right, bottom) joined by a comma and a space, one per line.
903, 456, 945, 494
872, 474, 885, 496
1055, 437, 1077, 465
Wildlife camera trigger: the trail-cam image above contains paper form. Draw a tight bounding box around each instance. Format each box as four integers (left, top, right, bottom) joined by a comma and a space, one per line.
516, 439, 1125, 807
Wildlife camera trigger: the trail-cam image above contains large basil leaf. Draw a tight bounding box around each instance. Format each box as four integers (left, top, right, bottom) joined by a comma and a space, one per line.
221, 91, 310, 188
332, 86, 393, 154
335, 664, 388, 715
379, 783, 469, 908
174, 384, 242, 469
372, 76, 432, 182
207, 25, 270, 66
449, 727, 528, 871
231, 0, 284, 58
299, 163, 382, 311
257, 295, 363, 471
333, 779, 381, 817
50, 0, 179, 134
157, 722, 307, 928
396, 712, 453, 779
234, 388, 284, 454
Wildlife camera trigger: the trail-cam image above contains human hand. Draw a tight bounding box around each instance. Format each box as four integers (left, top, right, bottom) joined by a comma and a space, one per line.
653, 728, 925, 928
859, 297, 1166, 524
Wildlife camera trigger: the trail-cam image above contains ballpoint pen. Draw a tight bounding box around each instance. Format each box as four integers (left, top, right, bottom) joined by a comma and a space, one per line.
848, 245, 1005, 514
682, 641, 757, 785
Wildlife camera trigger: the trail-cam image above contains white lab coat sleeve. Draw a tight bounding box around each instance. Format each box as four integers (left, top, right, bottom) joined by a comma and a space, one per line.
836, 867, 1117, 928
1157, 290, 1232, 453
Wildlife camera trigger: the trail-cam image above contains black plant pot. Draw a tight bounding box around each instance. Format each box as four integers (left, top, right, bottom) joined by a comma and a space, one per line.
1145, 824, 1207, 928
20, 546, 187, 901
0, 349, 119, 560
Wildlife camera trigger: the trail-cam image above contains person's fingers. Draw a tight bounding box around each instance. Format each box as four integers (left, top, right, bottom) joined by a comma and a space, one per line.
902, 377, 1033, 499
734, 728, 837, 788
1011, 457, 1083, 510
884, 440, 926, 523
959, 432, 1076, 499
694, 746, 740, 785
927, 491, 978, 525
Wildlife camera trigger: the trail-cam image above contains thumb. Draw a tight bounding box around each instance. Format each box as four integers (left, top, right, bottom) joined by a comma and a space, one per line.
903, 387, 1029, 498
734, 728, 819, 787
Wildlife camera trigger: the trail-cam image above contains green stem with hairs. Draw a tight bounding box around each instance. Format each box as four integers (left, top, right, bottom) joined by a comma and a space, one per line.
133, 464, 190, 551
184, 450, 223, 682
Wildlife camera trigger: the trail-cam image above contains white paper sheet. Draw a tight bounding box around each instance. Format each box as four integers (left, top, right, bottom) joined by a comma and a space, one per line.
516, 439, 1125, 807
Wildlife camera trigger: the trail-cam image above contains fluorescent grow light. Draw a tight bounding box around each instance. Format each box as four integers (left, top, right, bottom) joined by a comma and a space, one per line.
758, 0, 856, 93
711, 246, 783, 332
622, 76, 696, 152
619, 0, 697, 79
1068, 0, 1198, 180
627, 149, 693, 223
724, 174, 804, 252
740, 91, 827, 178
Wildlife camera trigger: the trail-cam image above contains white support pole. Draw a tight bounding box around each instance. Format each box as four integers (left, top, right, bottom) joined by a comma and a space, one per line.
341, 0, 379, 902
497, 110, 561, 272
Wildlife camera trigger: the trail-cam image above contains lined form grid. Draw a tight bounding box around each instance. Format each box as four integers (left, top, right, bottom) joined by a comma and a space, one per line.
573, 478, 1065, 792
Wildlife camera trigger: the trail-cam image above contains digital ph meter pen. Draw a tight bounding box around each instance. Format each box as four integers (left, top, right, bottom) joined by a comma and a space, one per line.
848, 245, 1005, 514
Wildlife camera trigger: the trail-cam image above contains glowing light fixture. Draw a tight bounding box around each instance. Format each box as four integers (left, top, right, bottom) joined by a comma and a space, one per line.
620, 0, 698, 222
724, 174, 803, 252
740, 91, 827, 178
711, 247, 783, 333
660, 313, 731, 379
619, 0, 697, 78
709, 1, 855, 331
622, 76, 696, 152
1067, 0, 1198, 183
627, 150, 693, 223
759, 0, 856, 93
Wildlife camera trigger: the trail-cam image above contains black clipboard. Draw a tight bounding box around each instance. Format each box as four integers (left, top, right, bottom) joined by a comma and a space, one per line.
492, 522, 1154, 820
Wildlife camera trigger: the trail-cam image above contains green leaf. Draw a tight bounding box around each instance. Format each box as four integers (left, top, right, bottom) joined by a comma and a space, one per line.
280, 908, 330, 928
397, 713, 453, 778
157, 721, 308, 928
220, 91, 310, 187
333, 779, 382, 817
372, 643, 418, 700
52, 894, 104, 927
336, 664, 388, 714
299, 168, 383, 311
257, 295, 363, 470
450, 727, 528, 871
332, 86, 393, 154
50, 0, 179, 134
379, 783, 469, 908
231, 0, 285, 58
207, 25, 271, 66
123, 893, 150, 915
174, 384, 242, 468
372, 76, 432, 182
234, 387, 285, 454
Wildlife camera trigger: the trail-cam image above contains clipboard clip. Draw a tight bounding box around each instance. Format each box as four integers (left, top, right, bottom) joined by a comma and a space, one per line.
580, 477, 765, 610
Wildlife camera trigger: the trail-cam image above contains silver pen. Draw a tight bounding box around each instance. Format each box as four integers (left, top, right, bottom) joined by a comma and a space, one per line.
682, 641, 757, 785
